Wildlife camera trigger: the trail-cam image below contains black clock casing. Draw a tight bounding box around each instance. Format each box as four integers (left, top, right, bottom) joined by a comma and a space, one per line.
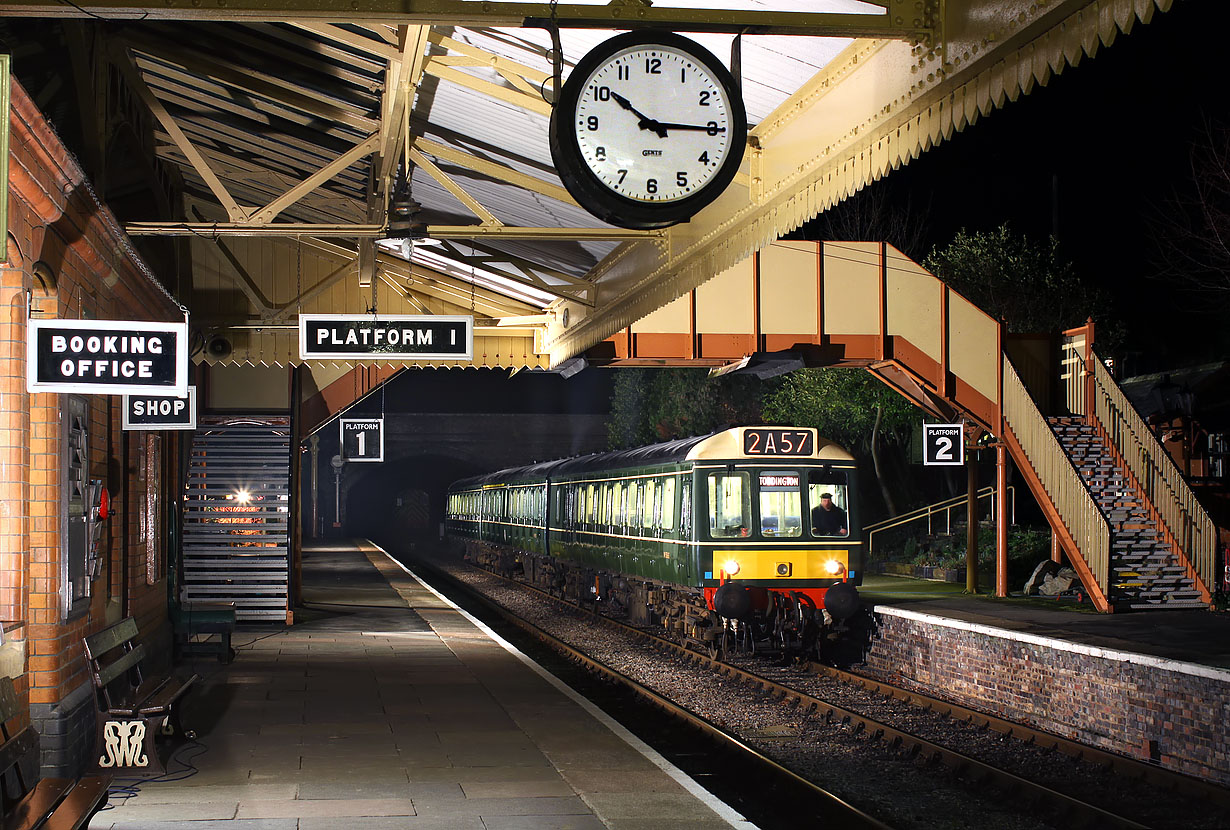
549, 31, 747, 230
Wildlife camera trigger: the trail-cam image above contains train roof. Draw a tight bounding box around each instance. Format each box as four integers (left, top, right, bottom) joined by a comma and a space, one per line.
449, 426, 855, 490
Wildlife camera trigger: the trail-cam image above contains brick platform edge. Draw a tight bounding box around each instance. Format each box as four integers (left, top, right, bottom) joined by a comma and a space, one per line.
862, 606, 1230, 786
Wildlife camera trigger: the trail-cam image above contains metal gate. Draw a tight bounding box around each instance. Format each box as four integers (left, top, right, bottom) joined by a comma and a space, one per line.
181, 421, 291, 621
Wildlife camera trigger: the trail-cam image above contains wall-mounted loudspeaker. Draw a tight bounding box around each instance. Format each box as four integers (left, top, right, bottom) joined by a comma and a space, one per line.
205, 335, 233, 360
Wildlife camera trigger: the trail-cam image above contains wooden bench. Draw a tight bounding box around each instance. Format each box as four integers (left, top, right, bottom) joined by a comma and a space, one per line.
170, 602, 236, 663
0, 675, 110, 829
83, 618, 199, 775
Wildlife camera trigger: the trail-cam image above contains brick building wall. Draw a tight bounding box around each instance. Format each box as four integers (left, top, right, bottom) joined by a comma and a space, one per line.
4, 77, 183, 776
863, 606, 1230, 785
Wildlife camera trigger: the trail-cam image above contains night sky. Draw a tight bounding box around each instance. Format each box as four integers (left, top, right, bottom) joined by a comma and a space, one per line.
803, 0, 1230, 376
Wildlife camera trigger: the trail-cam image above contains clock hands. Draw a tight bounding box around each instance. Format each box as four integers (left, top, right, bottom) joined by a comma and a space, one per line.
608, 91, 724, 138
609, 91, 668, 138
655, 122, 726, 134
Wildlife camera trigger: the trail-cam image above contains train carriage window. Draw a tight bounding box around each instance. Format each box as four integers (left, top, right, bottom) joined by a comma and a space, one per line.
613, 482, 624, 526
681, 477, 692, 535
661, 477, 676, 530
628, 481, 640, 528
586, 484, 596, 523
708, 472, 751, 538
759, 471, 802, 538
808, 470, 850, 537
643, 479, 656, 529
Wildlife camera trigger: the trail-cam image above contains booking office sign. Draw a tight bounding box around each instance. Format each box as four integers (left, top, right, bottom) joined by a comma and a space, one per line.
27, 318, 189, 396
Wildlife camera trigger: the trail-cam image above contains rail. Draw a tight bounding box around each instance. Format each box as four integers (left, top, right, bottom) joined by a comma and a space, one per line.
864, 486, 1015, 559
1088, 353, 1216, 596
1002, 357, 1111, 595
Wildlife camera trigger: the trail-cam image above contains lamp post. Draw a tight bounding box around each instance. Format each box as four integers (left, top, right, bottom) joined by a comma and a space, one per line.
330, 454, 344, 532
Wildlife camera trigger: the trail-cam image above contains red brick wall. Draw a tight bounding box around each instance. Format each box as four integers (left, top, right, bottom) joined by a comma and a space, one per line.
863, 606, 1230, 786
4, 75, 182, 722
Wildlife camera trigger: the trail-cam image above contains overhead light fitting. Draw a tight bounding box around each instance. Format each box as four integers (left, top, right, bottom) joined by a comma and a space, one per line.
383, 165, 440, 247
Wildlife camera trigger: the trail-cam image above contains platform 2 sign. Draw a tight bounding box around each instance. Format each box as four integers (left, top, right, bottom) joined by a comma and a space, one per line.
922, 423, 965, 466
299, 314, 472, 361
122, 387, 196, 431
27, 319, 188, 396
340, 418, 383, 462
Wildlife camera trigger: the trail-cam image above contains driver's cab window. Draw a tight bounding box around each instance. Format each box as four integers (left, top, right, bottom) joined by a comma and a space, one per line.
708, 471, 750, 538
808, 470, 850, 537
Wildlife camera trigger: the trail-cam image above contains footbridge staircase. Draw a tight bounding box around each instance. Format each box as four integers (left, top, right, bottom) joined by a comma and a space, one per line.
598, 241, 1218, 612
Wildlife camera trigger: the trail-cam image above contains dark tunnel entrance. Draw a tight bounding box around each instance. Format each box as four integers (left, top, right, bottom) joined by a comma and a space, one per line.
338, 453, 485, 552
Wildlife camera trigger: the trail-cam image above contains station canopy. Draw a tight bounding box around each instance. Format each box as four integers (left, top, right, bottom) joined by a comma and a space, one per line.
0, 0, 1170, 368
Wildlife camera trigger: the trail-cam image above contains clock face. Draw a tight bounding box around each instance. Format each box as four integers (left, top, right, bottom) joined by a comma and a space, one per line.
550, 31, 747, 229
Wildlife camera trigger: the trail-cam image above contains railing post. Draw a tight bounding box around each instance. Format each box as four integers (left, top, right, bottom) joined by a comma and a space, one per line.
1083, 318, 1096, 426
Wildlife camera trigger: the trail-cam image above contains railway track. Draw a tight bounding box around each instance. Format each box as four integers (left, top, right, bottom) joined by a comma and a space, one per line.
416, 553, 1226, 829
421, 556, 890, 829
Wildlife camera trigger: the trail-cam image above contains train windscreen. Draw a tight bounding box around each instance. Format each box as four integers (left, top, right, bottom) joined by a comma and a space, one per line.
758, 471, 802, 537
707, 471, 751, 538
808, 470, 850, 537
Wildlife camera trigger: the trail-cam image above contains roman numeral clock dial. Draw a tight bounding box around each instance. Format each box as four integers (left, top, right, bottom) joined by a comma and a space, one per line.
549, 31, 748, 230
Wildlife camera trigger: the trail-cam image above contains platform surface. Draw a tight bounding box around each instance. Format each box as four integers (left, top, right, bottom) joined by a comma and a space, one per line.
93, 540, 748, 829
863, 574, 1230, 671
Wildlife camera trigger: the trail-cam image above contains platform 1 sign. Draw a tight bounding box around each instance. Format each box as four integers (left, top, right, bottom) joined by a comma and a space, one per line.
340, 418, 383, 462
922, 423, 965, 466
122, 387, 196, 431
299, 314, 472, 361
27, 319, 188, 396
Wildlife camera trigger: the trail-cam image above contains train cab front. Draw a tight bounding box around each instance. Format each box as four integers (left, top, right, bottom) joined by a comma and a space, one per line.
697, 459, 863, 660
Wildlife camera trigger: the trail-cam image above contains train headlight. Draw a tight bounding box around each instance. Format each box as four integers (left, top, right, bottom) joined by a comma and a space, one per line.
722, 559, 741, 576
823, 559, 846, 576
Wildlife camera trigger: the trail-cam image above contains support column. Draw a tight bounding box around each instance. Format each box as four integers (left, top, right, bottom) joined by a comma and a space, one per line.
966, 451, 978, 594
996, 443, 1008, 598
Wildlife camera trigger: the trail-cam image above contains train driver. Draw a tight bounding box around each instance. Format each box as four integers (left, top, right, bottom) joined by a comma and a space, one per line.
811, 492, 848, 536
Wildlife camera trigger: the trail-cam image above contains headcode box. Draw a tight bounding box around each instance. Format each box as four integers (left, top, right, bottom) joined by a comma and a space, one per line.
122, 387, 196, 431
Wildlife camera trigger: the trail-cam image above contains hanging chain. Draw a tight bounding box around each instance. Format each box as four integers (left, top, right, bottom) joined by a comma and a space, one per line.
542, 0, 562, 105
469, 255, 477, 314
295, 237, 303, 316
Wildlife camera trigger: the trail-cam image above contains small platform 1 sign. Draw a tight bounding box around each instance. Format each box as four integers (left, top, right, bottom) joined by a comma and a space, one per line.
340, 418, 383, 462
122, 387, 196, 431
27, 319, 188, 395
300, 314, 472, 361
923, 423, 965, 466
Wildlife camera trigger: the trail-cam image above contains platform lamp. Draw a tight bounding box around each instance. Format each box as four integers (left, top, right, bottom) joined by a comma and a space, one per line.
380, 165, 440, 260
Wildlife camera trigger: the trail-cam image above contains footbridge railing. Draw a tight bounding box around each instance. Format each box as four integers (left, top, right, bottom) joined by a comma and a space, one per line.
1086, 353, 1216, 600
1002, 357, 1111, 609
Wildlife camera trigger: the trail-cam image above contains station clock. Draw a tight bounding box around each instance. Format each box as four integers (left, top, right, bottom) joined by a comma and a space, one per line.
549, 31, 747, 230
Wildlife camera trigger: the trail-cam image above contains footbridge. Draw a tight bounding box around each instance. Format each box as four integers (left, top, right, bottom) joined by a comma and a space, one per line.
584, 240, 1217, 612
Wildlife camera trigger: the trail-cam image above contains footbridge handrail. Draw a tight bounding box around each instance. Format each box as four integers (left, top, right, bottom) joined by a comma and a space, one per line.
1002, 357, 1111, 598
864, 485, 1015, 559
1087, 354, 1216, 597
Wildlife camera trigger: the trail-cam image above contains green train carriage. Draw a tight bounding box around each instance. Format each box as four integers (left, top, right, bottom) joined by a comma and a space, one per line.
445, 426, 862, 654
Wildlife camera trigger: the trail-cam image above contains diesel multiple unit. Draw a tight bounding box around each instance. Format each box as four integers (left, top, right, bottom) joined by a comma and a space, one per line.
446, 426, 862, 657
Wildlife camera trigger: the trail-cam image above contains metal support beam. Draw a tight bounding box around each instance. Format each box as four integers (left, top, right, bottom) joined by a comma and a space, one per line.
0, 2, 930, 40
